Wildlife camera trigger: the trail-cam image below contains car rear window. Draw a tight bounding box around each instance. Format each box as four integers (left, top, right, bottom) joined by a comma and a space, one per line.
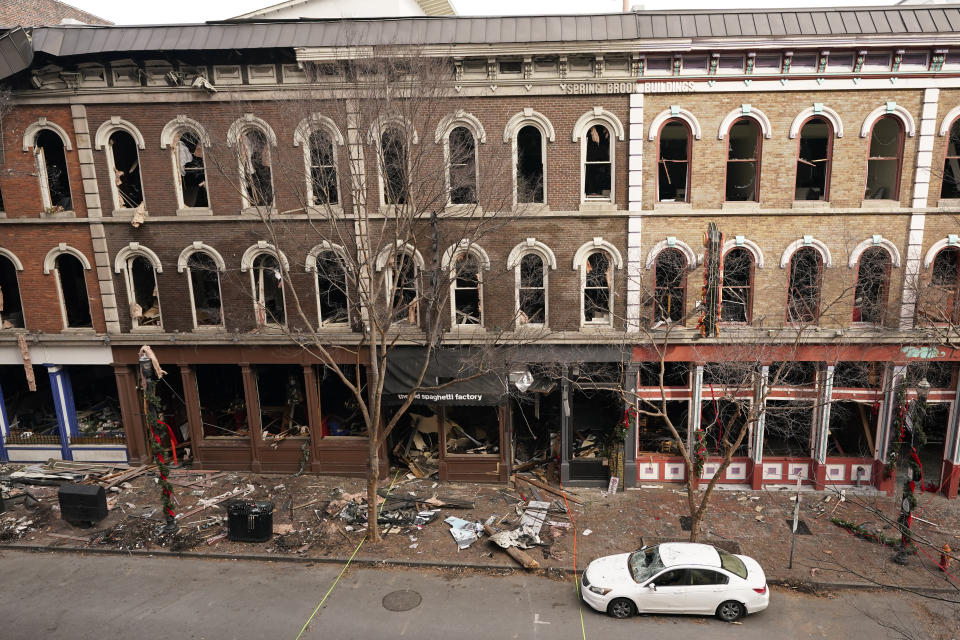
717, 549, 747, 579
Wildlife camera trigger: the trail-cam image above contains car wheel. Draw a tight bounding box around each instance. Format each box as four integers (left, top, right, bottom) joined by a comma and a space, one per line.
607, 598, 635, 619
716, 600, 745, 622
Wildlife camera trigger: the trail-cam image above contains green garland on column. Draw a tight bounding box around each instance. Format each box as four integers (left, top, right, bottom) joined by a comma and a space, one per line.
143, 375, 177, 527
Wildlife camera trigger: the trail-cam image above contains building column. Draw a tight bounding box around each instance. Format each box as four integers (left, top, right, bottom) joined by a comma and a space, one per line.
560, 364, 571, 483
0, 377, 8, 463
623, 363, 639, 487
689, 364, 704, 488
874, 364, 907, 494
47, 365, 75, 461
941, 376, 960, 498
241, 363, 262, 472
113, 364, 148, 463
626, 93, 644, 331
179, 365, 206, 467
749, 365, 768, 489
811, 364, 834, 488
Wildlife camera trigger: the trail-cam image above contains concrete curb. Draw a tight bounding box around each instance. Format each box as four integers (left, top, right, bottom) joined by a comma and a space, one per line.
3, 543, 957, 595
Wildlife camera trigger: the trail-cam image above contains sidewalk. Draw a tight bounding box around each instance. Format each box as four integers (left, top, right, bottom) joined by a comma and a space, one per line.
2, 463, 958, 593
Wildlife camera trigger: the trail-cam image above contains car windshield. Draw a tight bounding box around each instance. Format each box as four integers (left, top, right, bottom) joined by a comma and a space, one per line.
718, 549, 747, 579
628, 546, 665, 583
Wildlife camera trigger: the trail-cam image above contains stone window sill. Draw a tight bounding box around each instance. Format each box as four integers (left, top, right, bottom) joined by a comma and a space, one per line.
579, 201, 618, 213
721, 201, 759, 211
177, 207, 214, 217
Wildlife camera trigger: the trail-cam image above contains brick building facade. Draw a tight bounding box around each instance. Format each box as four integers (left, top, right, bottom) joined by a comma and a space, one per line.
1, 7, 959, 497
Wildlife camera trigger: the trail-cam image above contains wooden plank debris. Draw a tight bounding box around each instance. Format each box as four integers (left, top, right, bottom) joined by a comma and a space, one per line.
512, 475, 584, 505
482, 523, 540, 570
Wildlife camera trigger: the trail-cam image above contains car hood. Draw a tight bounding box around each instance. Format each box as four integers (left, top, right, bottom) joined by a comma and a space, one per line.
585, 553, 633, 587
738, 554, 767, 588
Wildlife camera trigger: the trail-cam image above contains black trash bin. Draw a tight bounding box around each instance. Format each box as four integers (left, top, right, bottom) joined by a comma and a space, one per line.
226, 500, 274, 542
58, 483, 108, 526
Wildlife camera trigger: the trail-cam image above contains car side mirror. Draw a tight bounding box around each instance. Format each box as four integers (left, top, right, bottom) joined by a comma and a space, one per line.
647, 583, 657, 591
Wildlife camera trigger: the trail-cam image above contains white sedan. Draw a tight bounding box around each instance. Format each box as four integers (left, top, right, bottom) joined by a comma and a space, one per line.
580, 542, 769, 621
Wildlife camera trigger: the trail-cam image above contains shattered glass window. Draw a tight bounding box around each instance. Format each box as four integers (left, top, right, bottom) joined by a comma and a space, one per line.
657, 121, 689, 202
516, 125, 544, 204
865, 116, 902, 200
176, 130, 208, 208
391, 253, 418, 325
654, 248, 686, 323
242, 128, 273, 207
0, 254, 24, 328
309, 130, 338, 205
382, 128, 408, 205
725, 119, 760, 202
127, 255, 161, 328
720, 248, 752, 323
35, 129, 72, 211
583, 251, 611, 323
518, 253, 545, 325
449, 126, 477, 205
453, 253, 482, 325
188, 252, 222, 327
787, 247, 822, 324
316, 251, 348, 325
941, 119, 960, 199
55, 253, 91, 328
852, 247, 890, 324
584, 124, 611, 199
794, 118, 831, 201
109, 130, 144, 209
252, 253, 285, 326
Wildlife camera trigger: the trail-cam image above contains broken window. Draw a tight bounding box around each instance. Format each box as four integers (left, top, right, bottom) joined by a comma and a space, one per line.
391, 253, 418, 325
725, 119, 761, 202
865, 115, 903, 200
187, 252, 222, 327
927, 247, 960, 324
448, 126, 477, 205
570, 389, 625, 463
517, 253, 545, 325
445, 405, 499, 454
639, 361, 690, 388
452, 253, 482, 325
794, 117, 831, 201
787, 247, 822, 324
941, 119, 960, 199
251, 253, 285, 326
1, 364, 59, 445
309, 130, 338, 205
852, 247, 890, 324
241, 128, 273, 207
316, 251, 349, 325
516, 125, 544, 204
511, 385, 561, 465
320, 364, 367, 436
256, 364, 308, 439
636, 399, 689, 455
34, 129, 72, 211
721, 248, 752, 323
583, 124, 612, 199
657, 120, 690, 202
108, 130, 143, 209
826, 401, 876, 458
381, 128, 408, 205
700, 398, 749, 457
196, 364, 247, 438
0, 254, 24, 329
125, 255, 161, 328
769, 361, 820, 388
69, 365, 125, 445
583, 251, 611, 324
906, 361, 953, 389
54, 253, 91, 328
917, 402, 949, 484
175, 130, 208, 208
762, 400, 813, 457
654, 248, 686, 323
833, 361, 882, 389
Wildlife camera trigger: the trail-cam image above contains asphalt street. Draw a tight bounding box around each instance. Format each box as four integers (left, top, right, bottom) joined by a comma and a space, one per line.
0, 550, 953, 639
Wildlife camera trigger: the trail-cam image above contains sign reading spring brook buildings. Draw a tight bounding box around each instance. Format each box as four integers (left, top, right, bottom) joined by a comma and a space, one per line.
560, 81, 697, 95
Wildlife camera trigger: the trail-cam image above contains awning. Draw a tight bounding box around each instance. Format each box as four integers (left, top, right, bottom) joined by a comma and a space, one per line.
383, 347, 506, 406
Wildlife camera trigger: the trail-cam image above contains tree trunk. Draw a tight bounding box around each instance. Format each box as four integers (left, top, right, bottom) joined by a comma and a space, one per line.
367, 435, 381, 542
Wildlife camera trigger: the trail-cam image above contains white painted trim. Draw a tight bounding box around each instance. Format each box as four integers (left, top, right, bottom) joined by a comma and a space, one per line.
572, 237, 624, 271
176, 242, 226, 273
366, 114, 420, 145
847, 236, 902, 269
506, 238, 558, 271
860, 103, 916, 138
503, 108, 556, 143
42, 243, 91, 274
645, 238, 698, 270
923, 237, 960, 269
93, 116, 146, 150
572, 107, 625, 142
0, 248, 25, 271
434, 109, 487, 144
647, 108, 702, 141
159, 115, 211, 149
441, 240, 491, 271
305, 241, 350, 272
779, 237, 833, 269
22, 118, 73, 151
717, 105, 772, 140
721, 237, 765, 269
375, 241, 425, 272
226, 113, 278, 147
788, 105, 844, 139
939, 106, 960, 137
113, 242, 163, 274
239, 240, 290, 272
293, 113, 345, 148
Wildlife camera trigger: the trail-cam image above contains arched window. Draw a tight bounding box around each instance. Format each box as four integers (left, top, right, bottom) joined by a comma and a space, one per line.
721, 248, 753, 323
448, 126, 477, 205
0, 252, 24, 328
122, 255, 161, 329
930, 247, 960, 323
251, 253, 285, 326
654, 248, 687, 323
309, 130, 338, 206
787, 247, 823, 323
795, 117, 833, 201
174, 129, 208, 208
941, 118, 960, 200
54, 254, 91, 328
107, 130, 144, 210
518, 253, 546, 326
315, 251, 348, 325
452, 252, 482, 325
583, 124, 612, 201
381, 128, 409, 206
657, 120, 691, 203
35, 129, 72, 212
583, 251, 613, 325
852, 247, 891, 324
241, 128, 274, 208
390, 252, 419, 325
725, 118, 761, 202
516, 125, 544, 204
186, 252, 223, 328
865, 115, 904, 200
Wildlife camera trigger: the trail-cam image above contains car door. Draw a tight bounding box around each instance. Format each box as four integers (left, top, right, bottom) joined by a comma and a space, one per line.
685, 568, 730, 614
635, 568, 690, 613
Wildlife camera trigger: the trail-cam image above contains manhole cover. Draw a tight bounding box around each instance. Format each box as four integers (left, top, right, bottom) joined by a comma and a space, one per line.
382, 590, 422, 612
